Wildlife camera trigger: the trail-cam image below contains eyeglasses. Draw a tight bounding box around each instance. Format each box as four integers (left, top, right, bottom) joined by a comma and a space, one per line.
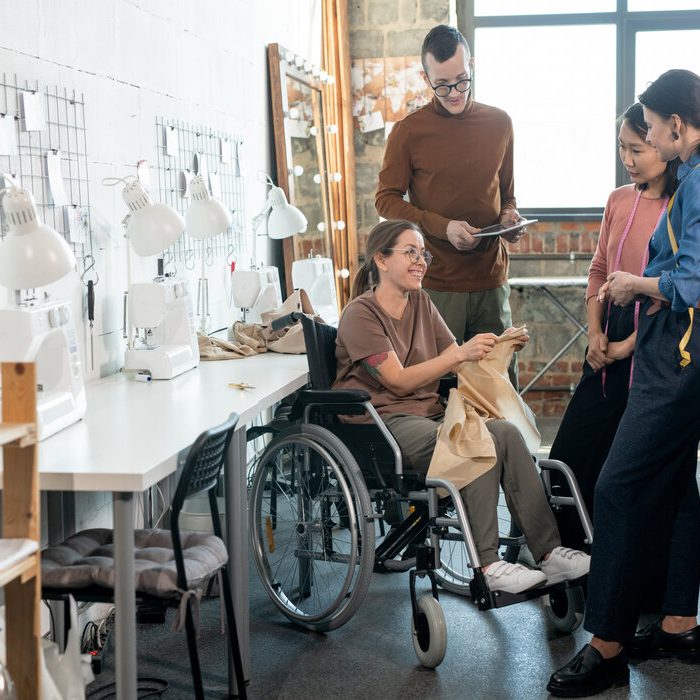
427, 77, 471, 98
386, 247, 433, 267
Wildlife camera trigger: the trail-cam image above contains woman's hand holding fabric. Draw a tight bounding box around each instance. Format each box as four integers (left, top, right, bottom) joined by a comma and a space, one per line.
458, 333, 498, 362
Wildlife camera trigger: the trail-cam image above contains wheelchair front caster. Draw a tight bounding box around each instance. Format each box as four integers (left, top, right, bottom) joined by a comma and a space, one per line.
411, 594, 447, 668
543, 585, 585, 633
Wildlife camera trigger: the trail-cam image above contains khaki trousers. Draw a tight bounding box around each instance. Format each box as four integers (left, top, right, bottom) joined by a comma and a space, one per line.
384, 415, 560, 566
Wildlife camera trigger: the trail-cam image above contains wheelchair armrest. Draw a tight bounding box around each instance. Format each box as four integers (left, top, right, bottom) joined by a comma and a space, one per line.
298, 388, 371, 404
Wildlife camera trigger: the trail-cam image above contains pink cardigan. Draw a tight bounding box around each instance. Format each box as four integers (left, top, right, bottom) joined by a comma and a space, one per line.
586, 185, 668, 302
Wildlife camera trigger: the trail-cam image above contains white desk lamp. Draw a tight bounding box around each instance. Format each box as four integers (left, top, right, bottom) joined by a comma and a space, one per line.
185, 174, 232, 333
230, 175, 306, 323
104, 176, 198, 380
0, 179, 86, 440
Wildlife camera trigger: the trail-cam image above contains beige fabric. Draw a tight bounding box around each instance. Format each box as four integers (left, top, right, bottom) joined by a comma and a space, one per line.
260, 288, 323, 354
198, 332, 262, 360
458, 329, 541, 453
427, 327, 540, 489
427, 388, 496, 490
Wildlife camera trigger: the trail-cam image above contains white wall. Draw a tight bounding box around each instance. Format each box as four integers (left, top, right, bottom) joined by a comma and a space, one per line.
0, 0, 321, 531
0, 0, 322, 379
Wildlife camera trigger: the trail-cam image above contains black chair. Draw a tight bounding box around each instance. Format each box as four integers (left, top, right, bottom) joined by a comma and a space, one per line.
41, 412, 247, 700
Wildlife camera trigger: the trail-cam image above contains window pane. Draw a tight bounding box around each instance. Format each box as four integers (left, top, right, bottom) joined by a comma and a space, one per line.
629, 0, 700, 11
475, 1, 614, 16
635, 30, 700, 98
474, 25, 616, 210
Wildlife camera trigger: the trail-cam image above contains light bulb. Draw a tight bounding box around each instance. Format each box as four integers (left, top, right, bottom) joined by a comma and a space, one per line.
335, 220, 346, 231
338, 268, 350, 279
317, 222, 326, 232
290, 165, 304, 177
313, 173, 322, 185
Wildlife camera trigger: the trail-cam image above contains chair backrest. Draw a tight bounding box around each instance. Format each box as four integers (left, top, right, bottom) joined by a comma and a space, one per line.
171, 412, 239, 522
300, 315, 338, 390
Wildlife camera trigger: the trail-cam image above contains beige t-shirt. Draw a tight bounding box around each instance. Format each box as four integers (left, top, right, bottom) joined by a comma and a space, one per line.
333, 289, 455, 423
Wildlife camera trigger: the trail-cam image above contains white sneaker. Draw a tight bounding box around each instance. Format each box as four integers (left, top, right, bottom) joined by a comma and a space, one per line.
540, 546, 590, 584
483, 560, 547, 594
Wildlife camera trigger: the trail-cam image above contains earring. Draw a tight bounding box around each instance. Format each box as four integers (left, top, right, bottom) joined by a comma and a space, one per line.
671, 131, 680, 141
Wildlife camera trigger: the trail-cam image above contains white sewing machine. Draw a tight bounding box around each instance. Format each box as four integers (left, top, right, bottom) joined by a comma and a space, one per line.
125, 276, 199, 379
230, 266, 283, 323
0, 300, 86, 440
292, 256, 339, 326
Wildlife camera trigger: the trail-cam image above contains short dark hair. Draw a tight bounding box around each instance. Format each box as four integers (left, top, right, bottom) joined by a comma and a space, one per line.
421, 25, 471, 72
618, 102, 679, 198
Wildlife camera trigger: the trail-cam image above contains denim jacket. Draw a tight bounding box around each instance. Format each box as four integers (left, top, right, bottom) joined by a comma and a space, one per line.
646, 151, 700, 311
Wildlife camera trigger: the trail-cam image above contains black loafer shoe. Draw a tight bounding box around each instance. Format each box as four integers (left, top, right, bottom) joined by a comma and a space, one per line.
627, 620, 700, 661
547, 644, 629, 697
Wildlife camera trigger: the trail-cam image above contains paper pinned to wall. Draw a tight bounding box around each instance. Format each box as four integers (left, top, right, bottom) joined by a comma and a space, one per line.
20, 90, 46, 132
165, 126, 179, 157
45, 151, 69, 206
358, 111, 385, 133
0, 114, 17, 155
63, 205, 88, 245
209, 171, 222, 200
235, 140, 244, 177
220, 138, 233, 164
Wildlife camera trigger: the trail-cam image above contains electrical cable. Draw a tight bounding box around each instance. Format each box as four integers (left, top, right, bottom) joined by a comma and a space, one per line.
87, 678, 168, 699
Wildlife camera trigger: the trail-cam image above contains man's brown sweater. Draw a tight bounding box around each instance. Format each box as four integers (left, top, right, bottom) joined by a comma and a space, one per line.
376, 95, 516, 292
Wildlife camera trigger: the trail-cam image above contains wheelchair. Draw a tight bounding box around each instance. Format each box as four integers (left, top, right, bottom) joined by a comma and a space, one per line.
248, 312, 593, 668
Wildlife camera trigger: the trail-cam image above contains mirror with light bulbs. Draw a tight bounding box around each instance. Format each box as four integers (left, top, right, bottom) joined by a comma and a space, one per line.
268, 43, 334, 296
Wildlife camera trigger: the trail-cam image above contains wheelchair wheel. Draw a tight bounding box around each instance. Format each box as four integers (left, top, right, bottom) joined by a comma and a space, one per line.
411, 594, 447, 669
543, 585, 585, 633
249, 424, 375, 631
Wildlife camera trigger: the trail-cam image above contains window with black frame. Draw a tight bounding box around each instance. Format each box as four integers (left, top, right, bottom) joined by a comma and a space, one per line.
458, 0, 700, 217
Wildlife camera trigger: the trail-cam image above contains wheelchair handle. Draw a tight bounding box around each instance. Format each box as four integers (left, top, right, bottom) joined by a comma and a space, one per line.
270, 311, 305, 331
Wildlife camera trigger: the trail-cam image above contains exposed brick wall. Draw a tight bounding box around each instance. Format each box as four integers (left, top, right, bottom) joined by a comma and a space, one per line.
348, 1, 603, 417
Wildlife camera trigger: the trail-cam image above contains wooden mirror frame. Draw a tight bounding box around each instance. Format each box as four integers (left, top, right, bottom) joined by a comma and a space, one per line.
268, 43, 334, 297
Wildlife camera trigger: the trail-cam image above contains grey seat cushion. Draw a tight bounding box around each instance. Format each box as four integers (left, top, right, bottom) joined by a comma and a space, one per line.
42, 528, 228, 599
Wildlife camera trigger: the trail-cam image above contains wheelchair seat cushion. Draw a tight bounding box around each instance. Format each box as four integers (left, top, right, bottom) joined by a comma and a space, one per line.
41, 528, 228, 599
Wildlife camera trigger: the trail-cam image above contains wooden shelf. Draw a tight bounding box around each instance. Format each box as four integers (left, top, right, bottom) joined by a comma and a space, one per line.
2, 362, 40, 699
0, 545, 38, 587
0, 422, 36, 448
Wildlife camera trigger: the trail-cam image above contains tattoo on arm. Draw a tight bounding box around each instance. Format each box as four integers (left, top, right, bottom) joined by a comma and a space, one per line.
362, 352, 388, 379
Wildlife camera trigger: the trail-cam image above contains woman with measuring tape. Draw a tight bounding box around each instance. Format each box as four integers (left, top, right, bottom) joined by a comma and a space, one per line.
548, 68, 700, 697
549, 103, 678, 552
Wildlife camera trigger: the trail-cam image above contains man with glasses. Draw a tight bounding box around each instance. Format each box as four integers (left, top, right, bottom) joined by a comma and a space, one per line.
376, 24, 525, 386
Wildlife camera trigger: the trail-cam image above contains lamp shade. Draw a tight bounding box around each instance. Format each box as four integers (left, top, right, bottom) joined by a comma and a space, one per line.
0, 186, 75, 289
185, 175, 232, 239
122, 180, 185, 256
266, 186, 307, 239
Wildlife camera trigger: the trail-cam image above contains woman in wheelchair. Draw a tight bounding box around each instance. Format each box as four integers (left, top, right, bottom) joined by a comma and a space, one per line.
333, 219, 590, 595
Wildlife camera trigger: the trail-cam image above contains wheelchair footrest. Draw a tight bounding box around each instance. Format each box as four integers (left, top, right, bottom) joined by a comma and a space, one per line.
470, 573, 587, 611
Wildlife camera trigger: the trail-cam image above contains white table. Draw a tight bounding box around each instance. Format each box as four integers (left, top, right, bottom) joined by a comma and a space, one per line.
1, 352, 309, 699
509, 277, 588, 395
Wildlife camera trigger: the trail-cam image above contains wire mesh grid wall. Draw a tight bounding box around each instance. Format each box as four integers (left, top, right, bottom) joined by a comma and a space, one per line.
154, 117, 248, 268
0, 73, 93, 261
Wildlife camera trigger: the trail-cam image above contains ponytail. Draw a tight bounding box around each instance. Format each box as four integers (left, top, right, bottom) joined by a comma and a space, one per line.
351, 259, 378, 299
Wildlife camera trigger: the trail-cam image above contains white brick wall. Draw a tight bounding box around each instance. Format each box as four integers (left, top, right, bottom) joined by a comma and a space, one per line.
0, 0, 322, 531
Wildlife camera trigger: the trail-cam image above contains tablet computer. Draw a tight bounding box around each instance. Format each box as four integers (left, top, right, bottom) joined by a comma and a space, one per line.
472, 219, 538, 238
